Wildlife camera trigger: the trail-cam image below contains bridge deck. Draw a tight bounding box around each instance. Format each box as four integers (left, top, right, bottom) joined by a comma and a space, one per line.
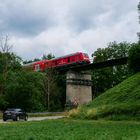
56, 57, 128, 72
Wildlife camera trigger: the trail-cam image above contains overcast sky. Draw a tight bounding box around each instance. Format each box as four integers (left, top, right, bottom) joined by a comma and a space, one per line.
0, 0, 139, 60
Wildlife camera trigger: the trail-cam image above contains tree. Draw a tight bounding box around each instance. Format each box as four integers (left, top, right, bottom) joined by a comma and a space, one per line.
0, 35, 12, 80
0, 35, 22, 110
0, 35, 12, 53
42, 53, 55, 60
4, 71, 46, 111
22, 52, 66, 111
41, 52, 66, 111
43, 68, 66, 111
128, 42, 140, 73
92, 42, 131, 97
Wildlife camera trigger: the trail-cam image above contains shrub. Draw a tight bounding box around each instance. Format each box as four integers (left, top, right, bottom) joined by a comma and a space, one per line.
86, 108, 98, 119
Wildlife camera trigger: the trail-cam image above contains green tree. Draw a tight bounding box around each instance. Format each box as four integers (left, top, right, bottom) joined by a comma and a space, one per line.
128, 42, 140, 73
4, 71, 46, 111
0, 35, 22, 109
92, 42, 131, 97
43, 68, 66, 111
42, 53, 55, 60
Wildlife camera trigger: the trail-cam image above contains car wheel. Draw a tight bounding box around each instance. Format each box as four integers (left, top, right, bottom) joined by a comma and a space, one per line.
16, 116, 20, 121
24, 116, 28, 121
3, 118, 7, 122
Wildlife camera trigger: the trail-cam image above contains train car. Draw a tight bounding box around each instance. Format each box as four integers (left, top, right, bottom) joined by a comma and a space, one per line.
23, 52, 90, 71
23, 59, 49, 72
33, 60, 49, 71
45, 52, 90, 68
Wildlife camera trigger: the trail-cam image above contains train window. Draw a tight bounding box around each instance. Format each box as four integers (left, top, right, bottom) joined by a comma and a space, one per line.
35, 64, 40, 71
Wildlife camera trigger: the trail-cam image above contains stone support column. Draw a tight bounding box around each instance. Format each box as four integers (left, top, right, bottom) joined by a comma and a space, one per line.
66, 71, 92, 106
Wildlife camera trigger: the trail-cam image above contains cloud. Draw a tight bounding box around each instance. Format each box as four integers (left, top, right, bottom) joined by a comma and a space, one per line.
0, 0, 139, 60
0, 0, 56, 35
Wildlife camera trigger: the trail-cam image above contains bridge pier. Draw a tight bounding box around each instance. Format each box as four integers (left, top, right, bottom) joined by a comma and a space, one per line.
66, 71, 92, 107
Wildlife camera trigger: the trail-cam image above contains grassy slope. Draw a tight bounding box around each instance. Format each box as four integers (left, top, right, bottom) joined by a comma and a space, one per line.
69, 73, 140, 120
0, 119, 140, 140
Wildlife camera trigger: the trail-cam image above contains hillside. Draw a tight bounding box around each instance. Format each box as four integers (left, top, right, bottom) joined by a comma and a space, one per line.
69, 73, 140, 120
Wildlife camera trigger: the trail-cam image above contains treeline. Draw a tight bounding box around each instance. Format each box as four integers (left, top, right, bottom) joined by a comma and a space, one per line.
0, 35, 139, 112
0, 53, 66, 112
92, 41, 140, 97
0, 36, 65, 112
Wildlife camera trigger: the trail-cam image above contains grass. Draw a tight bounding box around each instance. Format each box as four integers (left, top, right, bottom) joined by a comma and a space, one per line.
0, 119, 140, 140
69, 72, 140, 120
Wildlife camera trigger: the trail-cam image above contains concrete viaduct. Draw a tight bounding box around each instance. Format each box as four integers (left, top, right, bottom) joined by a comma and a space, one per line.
56, 57, 128, 106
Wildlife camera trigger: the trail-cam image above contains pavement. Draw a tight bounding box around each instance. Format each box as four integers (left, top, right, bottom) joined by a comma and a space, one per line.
0, 116, 65, 123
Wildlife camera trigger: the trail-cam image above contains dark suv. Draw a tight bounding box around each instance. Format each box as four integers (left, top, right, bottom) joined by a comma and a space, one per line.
3, 108, 28, 121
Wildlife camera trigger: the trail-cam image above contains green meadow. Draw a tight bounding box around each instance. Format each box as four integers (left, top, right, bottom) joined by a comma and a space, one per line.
0, 119, 140, 140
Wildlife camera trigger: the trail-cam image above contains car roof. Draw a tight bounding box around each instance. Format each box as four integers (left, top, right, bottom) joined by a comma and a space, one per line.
7, 108, 22, 111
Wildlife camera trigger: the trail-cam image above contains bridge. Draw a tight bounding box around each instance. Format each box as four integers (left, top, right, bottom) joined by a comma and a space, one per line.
57, 57, 128, 72
58, 57, 128, 107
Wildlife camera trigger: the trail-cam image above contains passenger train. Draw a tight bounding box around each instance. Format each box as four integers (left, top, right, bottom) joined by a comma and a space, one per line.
23, 52, 90, 71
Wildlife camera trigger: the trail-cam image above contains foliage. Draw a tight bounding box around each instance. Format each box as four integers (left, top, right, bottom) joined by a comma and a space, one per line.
0, 52, 22, 72
23, 53, 54, 64
0, 119, 139, 140
0, 95, 9, 109
138, 2, 140, 12
0, 52, 22, 108
42, 53, 55, 60
4, 71, 46, 112
128, 42, 140, 73
43, 68, 66, 111
92, 42, 131, 97
69, 73, 140, 120
23, 58, 40, 64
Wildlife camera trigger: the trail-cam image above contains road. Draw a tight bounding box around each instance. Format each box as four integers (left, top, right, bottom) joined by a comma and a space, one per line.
0, 116, 65, 123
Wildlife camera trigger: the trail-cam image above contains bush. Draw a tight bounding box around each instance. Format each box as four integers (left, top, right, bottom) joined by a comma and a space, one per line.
128, 43, 140, 73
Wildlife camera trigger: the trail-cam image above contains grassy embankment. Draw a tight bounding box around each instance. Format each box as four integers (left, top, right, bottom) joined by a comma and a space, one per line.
69, 73, 140, 120
0, 119, 140, 140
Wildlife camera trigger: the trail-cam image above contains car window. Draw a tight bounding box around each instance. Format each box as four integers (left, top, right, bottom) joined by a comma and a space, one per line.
16, 109, 22, 112
7, 109, 15, 111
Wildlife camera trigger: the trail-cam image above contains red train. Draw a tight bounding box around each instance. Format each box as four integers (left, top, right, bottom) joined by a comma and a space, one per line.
23, 52, 90, 71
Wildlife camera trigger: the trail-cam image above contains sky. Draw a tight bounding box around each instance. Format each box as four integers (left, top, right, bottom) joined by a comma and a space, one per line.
0, 0, 139, 60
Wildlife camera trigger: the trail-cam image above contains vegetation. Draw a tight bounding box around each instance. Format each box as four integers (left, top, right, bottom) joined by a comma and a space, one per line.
92, 42, 131, 97
0, 36, 65, 112
0, 35, 139, 114
0, 119, 139, 140
69, 72, 140, 120
4, 71, 47, 112
128, 42, 140, 73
